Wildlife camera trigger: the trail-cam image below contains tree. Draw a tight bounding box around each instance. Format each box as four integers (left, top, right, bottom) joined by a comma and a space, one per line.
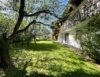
0, 16, 15, 36
78, 15, 100, 64
0, 0, 66, 68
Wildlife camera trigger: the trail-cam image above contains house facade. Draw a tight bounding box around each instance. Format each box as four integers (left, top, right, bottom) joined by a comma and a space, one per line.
57, 0, 100, 49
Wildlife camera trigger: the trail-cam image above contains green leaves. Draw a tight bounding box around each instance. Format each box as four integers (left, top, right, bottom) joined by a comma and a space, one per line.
77, 14, 100, 62
0, 16, 15, 35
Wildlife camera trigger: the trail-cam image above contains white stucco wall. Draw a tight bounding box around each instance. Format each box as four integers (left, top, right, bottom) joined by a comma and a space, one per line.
58, 33, 63, 43
58, 32, 81, 49
68, 34, 81, 48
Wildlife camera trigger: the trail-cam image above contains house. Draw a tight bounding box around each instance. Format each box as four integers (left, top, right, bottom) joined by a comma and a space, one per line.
44, 33, 52, 40
51, 0, 100, 49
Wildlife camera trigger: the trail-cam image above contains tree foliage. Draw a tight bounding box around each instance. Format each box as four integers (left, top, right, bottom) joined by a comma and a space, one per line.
0, 16, 15, 36
0, 0, 67, 68
76, 14, 100, 64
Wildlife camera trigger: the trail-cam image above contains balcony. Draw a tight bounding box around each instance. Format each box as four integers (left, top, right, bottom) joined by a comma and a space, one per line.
62, 0, 100, 31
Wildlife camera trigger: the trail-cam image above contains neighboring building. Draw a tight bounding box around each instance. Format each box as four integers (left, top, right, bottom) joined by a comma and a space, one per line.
51, 0, 100, 49
44, 33, 52, 40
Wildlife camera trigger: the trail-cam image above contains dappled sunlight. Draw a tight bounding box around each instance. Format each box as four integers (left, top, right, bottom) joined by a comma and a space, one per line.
11, 41, 59, 52
7, 41, 100, 77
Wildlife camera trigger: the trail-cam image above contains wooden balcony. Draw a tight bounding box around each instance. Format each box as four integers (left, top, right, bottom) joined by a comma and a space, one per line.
62, 0, 100, 31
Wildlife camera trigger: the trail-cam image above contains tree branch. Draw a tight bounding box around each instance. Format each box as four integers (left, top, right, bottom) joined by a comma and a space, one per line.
36, 22, 50, 26
24, 10, 62, 19
17, 20, 36, 33
17, 20, 50, 33
9, 0, 25, 39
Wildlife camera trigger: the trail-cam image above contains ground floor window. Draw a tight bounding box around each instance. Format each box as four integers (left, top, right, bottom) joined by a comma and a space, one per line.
65, 33, 69, 43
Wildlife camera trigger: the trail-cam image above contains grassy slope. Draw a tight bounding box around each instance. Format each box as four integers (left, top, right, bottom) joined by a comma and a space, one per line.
5, 41, 100, 77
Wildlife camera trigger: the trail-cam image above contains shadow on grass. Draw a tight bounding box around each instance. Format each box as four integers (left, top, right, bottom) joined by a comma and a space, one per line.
4, 61, 54, 77
4, 55, 100, 77
12, 42, 59, 51
60, 69, 100, 77
4, 66, 100, 77
7, 41, 100, 77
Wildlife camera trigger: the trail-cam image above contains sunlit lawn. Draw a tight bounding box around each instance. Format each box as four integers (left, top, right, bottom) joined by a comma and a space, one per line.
6, 41, 100, 77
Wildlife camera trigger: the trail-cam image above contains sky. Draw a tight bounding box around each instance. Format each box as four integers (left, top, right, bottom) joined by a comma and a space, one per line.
58, 0, 69, 5
0, 0, 69, 33
50, 0, 69, 32
0, 0, 11, 15
47, 0, 69, 32
0, 0, 6, 8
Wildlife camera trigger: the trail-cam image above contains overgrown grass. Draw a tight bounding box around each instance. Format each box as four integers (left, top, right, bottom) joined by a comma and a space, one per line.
3, 41, 100, 77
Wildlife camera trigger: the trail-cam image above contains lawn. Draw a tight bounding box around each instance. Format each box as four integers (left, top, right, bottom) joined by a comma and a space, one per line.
2, 41, 100, 77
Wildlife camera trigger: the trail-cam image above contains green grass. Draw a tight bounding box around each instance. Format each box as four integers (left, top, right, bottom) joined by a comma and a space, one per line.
4, 41, 100, 77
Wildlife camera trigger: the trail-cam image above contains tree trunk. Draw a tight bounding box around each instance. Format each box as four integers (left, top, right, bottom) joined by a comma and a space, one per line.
0, 34, 12, 69
33, 35, 36, 44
